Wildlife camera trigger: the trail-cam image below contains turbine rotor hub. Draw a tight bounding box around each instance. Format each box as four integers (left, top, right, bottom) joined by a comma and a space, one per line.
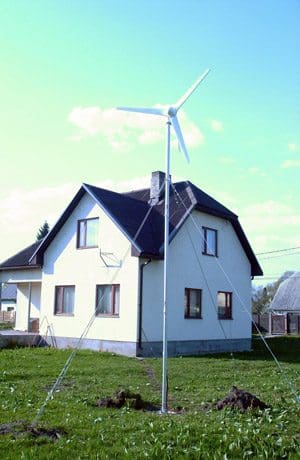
167, 106, 177, 117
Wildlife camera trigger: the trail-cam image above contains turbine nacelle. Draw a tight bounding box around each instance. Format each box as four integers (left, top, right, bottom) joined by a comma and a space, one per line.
167, 106, 177, 118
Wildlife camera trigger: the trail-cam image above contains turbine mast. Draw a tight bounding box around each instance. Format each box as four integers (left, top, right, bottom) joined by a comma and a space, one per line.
162, 119, 171, 413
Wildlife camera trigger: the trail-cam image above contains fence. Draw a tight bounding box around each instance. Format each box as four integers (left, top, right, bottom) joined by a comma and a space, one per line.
253, 313, 300, 335
0, 311, 16, 323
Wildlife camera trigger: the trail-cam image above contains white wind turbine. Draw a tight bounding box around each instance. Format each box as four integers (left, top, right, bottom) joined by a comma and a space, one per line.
117, 69, 210, 414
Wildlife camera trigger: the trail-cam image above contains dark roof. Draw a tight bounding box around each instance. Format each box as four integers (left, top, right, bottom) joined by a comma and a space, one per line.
0, 178, 263, 276
0, 241, 41, 271
1, 284, 17, 300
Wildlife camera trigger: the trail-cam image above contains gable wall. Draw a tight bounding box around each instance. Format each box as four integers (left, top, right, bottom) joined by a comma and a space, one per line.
141, 210, 252, 343
40, 193, 139, 344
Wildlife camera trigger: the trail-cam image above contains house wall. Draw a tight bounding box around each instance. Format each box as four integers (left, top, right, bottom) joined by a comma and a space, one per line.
0, 269, 41, 284
40, 193, 139, 352
141, 210, 252, 353
15, 283, 41, 330
15, 284, 29, 330
1, 299, 16, 312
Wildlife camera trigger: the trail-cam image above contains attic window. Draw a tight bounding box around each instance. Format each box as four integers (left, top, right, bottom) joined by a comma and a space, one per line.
202, 227, 218, 257
77, 218, 99, 249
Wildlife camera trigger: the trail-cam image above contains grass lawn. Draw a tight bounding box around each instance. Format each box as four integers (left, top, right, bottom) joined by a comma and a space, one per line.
0, 337, 300, 459
0, 323, 14, 331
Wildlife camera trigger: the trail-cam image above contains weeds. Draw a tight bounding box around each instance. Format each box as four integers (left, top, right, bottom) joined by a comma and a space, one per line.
0, 337, 299, 459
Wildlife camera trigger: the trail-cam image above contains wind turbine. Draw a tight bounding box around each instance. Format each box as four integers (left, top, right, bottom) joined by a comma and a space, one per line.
117, 69, 210, 414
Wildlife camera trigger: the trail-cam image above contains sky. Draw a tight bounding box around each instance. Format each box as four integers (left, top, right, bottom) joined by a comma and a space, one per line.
0, 0, 299, 285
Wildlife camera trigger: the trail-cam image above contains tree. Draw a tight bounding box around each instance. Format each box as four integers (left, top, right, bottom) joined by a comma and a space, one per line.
252, 271, 295, 313
36, 221, 50, 241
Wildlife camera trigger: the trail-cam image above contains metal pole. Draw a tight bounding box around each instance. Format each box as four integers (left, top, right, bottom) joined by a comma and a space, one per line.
161, 120, 171, 414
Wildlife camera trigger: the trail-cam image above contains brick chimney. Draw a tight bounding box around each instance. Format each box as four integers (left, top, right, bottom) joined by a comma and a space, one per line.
149, 171, 165, 205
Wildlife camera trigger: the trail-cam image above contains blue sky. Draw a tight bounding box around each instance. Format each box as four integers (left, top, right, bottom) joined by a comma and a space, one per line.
0, 0, 299, 283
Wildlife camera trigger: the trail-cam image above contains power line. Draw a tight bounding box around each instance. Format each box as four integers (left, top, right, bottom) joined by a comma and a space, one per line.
259, 251, 300, 261
256, 246, 300, 256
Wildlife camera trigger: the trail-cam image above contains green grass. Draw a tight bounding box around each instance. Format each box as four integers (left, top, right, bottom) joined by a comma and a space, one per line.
0, 322, 14, 330
0, 337, 300, 459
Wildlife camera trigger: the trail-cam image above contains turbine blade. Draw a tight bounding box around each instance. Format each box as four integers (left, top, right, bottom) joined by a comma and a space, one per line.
171, 115, 190, 163
174, 69, 211, 112
116, 106, 166, 116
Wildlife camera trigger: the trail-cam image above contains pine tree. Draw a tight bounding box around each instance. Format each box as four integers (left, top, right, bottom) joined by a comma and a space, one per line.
36, 221, 50, 241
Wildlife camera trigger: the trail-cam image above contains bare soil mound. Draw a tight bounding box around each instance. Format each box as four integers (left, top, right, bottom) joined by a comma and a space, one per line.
97, 389, 160, 411
216, 386, 269, 411
0, 420, 66, 439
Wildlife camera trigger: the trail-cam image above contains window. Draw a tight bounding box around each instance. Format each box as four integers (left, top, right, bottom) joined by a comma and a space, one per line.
54, 286, 75, 315
96, 284, 120, 316
184, 288, 202, 319
203, 227, 218, 256
218, 291, 232, 319
77, 218, 99, 248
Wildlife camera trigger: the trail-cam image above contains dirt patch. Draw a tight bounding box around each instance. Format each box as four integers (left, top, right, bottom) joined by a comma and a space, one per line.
139, 359, 161, 392
216, 386, 270, 411
97, 389, 160, 411
0, 420, 66, 439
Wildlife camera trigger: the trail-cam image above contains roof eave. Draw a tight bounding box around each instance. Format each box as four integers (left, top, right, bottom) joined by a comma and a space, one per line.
131, 245, 162, 260
0, 265, 42, 271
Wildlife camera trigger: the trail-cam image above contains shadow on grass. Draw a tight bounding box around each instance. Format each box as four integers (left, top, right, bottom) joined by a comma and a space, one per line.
180, 336, 300, 364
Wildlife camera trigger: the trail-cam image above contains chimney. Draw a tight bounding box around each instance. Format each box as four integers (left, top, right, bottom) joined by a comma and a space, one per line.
149, 171, 165, 205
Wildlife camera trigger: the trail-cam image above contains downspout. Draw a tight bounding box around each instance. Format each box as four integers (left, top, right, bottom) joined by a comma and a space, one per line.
27, 282, 32, 332
138, 259, 151, 349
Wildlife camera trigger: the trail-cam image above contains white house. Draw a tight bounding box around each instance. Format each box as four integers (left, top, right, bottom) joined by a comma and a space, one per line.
0, 283, 17, 312
0, 171, 263, 356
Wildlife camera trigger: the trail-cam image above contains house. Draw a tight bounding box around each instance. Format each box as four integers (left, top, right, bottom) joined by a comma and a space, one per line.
0, 171, 262, 356
269, 272, 300, 335
0, 283, 17, 312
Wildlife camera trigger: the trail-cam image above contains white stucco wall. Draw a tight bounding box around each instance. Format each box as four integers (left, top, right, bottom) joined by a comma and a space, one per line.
40, 193, 140, 343
1, 299, 16, 312
15, 284, 29, 330
141, 210, 252, 343
14, 283, 41, 330
0, 269, 41, 284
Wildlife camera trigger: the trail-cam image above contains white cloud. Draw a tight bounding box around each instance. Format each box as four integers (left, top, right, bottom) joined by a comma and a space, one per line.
247, 167, 267, 177
0, 176, 156, 263
288, 143, 298, 152
0, 183, 78, 263
210, 119, 224, 132
179, 112, 204, 147
68, 106, 204, 152
281, 159, 300, 169
218, 156, 235, 165
239, 200, 300, 255
138, 130, 162, 145
242, 201, 300, 228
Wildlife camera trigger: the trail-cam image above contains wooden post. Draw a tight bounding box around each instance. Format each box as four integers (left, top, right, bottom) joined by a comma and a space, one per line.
285, 313, 288, 335
268, 311, 272, 335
